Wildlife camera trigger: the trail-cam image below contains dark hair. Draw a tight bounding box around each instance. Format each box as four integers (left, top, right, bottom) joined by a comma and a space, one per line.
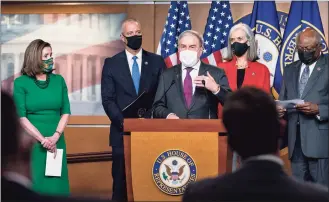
222, 87, 280, 159
1, 91, 21, 167
21, 39, 51, 77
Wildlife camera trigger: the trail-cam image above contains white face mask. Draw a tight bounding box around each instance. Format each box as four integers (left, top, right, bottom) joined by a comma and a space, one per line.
179, 50, 199, 67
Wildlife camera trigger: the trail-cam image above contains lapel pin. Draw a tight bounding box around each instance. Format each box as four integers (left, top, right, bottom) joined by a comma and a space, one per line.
252, 72, 255, 76
145, 61, 148, 65
317, 67, 321, 71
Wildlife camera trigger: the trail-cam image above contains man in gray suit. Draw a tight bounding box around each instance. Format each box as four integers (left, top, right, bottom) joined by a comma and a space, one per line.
153, 30, 231, 119
278, 27, 328, 186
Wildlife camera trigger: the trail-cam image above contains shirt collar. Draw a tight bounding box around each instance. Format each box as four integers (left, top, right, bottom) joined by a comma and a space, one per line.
243, 154, 284, 166
125, 49, 142, 61
181, 60, 201, 71
3, 171, 32, 189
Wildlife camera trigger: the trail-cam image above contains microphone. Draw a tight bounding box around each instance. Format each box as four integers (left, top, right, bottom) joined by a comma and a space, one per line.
147, 79, 176, 118
202, 77, 211, 119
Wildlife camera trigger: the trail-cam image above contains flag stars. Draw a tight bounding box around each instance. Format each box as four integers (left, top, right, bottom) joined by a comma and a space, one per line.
216, 27, 221, 32
185, 23, 189, 28
220, 12, 225, 17
169, 31, 173, 36
223, 32, 227, 36
205, 40, 209, 45
213, 35, 218, 40
211, 43, 216, 48
170, 23, 175, 28
180, 11, 185, 16
223, 3, 227, 9
213, 7, 218, 12
227, 15, 232, 20
203, 49, 207, 53
225, 23, 229, 28
207, 32, 212, 37
183, 3, 187, 8
179, 20, 183, 24
165, 48, 169, 53
211, 15, 216, 21
175, 8, 178, 12
218, 20, 223, 24
173, 15, 177, 20
220, 39, 225, 44
186, 15, 190, 20
209, 24, 214, 29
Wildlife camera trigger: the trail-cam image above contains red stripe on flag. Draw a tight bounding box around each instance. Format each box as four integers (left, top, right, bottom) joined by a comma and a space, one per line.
201, 57, 210, 64
164, 57, 174, 68
212, 50, 223, 65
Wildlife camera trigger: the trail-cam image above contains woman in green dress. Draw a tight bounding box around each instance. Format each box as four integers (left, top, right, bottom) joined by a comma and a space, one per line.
13, 39, 71, 195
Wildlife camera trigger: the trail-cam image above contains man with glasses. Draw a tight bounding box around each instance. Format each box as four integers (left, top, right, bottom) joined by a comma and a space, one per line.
152, 30, 231, 119
277, 27, 328, 187
101, 18, 166, 201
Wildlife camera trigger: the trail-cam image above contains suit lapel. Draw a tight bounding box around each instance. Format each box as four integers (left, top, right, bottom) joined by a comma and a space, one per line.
120, 51, 136, 96
175, 65, 188, 110
189, 62, 208, 110
292, 61, 301, 98
138, 50, 150, 95
302, 55, 326, 98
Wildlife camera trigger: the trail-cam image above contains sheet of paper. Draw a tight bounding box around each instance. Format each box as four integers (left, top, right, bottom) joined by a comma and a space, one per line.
45, 149, 63, 177
276, 99, 304, 108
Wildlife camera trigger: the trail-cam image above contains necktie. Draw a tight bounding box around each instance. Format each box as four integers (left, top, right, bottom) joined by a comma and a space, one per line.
184, 67, 193, 108
299, 65, 310, 98
132, 56, 140, 94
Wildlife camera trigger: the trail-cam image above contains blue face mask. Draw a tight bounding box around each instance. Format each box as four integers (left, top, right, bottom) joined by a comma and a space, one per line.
42, 58, 54, 73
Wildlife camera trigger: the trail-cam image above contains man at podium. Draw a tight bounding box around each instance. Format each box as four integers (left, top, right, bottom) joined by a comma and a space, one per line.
152, 30, 231, 119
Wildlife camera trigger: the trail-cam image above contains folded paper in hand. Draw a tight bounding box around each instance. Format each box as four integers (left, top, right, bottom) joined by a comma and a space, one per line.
45, 149, 63, 177
276, 99, 304, 109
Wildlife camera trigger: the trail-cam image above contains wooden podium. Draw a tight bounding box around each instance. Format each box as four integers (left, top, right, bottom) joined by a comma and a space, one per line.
123, 119, 231, 201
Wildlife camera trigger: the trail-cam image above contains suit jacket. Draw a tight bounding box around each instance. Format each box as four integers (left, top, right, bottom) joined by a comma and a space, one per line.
279, 54, 328, 158
218, 58, 271, 93
183, 160, 329, 202
217, 58, 271, 119
153, 62, 231, 119
101, 49, 166, 147
1, 177, 109, 202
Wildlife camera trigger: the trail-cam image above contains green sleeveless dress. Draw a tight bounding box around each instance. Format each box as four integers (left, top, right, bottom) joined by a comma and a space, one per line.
13, 73, 70, 196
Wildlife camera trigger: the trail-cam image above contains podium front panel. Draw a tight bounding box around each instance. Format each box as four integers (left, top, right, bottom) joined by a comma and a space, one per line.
130, 132, 218, 201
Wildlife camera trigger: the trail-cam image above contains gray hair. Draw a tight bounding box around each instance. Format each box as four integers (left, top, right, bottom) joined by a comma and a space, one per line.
224, 23, 258, 62
178, 30, 204, 48
121, 18, 141, 33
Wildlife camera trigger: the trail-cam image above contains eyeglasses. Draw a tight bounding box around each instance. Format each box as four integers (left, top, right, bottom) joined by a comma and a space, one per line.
297, 44, 320, 52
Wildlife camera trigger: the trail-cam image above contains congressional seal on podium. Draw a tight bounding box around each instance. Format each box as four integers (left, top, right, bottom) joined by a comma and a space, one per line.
152, 150, 197, 196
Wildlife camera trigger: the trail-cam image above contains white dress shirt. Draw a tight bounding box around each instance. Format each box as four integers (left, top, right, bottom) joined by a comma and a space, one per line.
181, 60, 201, 95
299, 60, 321, 120
3, 171, 32, 189
299, 60, 317, 80
125, 49, 142, 75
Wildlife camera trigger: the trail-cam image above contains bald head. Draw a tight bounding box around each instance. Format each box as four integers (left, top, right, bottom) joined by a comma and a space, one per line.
297, 27, 322, 50
296, 27, 322, 65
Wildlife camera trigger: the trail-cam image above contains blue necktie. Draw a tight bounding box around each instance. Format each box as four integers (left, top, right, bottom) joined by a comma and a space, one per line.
299, 65, 310, 98
132, 56, 140, 94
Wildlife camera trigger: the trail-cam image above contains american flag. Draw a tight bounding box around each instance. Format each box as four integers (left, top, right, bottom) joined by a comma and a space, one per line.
156, 1, 192, 68
201, 1, 233, 66
1, 13, 126, 115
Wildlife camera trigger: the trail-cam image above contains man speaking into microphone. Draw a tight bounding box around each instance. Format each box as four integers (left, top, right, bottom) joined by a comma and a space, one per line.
152, 30, 231, 119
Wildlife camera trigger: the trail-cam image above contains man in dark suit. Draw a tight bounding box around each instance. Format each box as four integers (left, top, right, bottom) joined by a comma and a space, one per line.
153, 30, 231, 119
1, 91, 109, 202
182, 87, 328, 202
278, 28, 328, 187
101, 18, 166, 201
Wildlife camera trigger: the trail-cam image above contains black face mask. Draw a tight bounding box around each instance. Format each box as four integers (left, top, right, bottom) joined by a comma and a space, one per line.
298, 49, 318, 65
231, 42, 249, 57
124, 35, 142, 50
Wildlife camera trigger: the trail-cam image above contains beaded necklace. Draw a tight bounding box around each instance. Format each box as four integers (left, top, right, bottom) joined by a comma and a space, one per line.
34, 74, 50, 89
